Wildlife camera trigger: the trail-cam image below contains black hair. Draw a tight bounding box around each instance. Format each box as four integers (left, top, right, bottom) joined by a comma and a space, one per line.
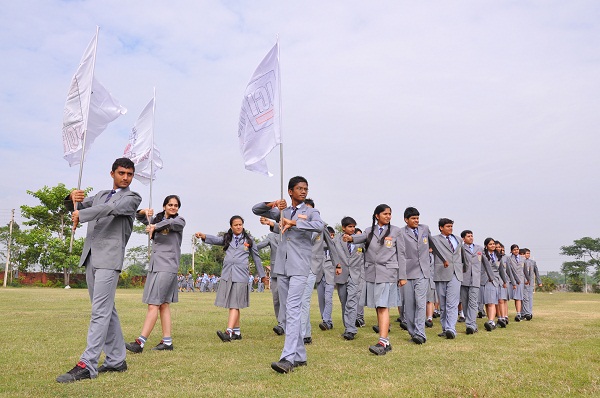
288, 176, 308, 191
341, 216, 357, 227
483, 237, 495, 261
365, 204, 391, 252
304, 198, 315, 208
510, 244, 519, 252
438, 218, 454, 229
222, 215, 253, 251
519, 248, 527, 255
112, 157, 135, 172
355, 228, 362, 233
326, 226, 335, 234
403, 207, 420, 219
151, 195, 181, 239
460, 230, 473, 239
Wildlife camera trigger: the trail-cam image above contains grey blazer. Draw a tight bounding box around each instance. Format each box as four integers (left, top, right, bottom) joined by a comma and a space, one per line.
252, 202, 325, 276
462, 243, 484, 287
524, 258, 541, 285
65, 187, 142, 270
430, 234, 464, 282
480, 252, 504, 287
331, 234, 365, 284
137, 212, 185, 273
203, 234, 265, 282
257, 233, 279, 275
499, 256, 516, 287
507, 255, 524, 285
351, 224, 407, 283
401, 224, 432, 280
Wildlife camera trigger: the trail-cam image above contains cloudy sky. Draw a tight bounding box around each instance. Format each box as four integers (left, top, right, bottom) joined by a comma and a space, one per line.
1, 1, 599, 273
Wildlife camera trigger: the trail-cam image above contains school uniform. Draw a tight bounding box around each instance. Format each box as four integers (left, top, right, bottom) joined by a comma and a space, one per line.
257, 233, 284, 329
498, 255, 513, 301
460, 243, 483, 332
330, 233, 365, 335
351, 225, 407, 309
63, 187, 141, 378
507, 255, 524, 301
430, 233, 464, 338
253, 201, 324, 365
316, 231, 340, 328
480, 252, 502, 305
401, 224, 431, 341
203, 234, 265, 309
136, 212, 185, 305
522, 258, 540, 317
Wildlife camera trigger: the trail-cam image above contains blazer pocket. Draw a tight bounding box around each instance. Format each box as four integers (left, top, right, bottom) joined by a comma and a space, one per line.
385, 261, 399, 269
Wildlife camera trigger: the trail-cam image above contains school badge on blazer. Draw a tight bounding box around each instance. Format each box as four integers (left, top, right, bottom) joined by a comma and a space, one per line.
244, 242, 250, 251
423, 236, 428, 244
357, 248, 363, 253
477, 252, 482, 262
384, 237, 393, 248
161, 229, 169, 235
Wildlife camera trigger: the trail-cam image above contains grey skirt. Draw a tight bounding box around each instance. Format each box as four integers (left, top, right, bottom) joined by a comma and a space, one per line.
499, 284, 509, 301
215, 279, 250, 309
143, 271, 179, 305
511, 283, 524, 300
483, 282, 498, 305
362, 281, 399, 308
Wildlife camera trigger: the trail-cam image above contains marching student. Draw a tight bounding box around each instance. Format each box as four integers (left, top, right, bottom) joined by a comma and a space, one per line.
126, 195, 185, 353
56, 158, 141, 383
507, 244, 525, 322
318, 225, 339, 331
256, 217, 285, 335
430, 218, 465, 340
523, 248, 542, 320
195, 216, 266, 342
480, 238, 506, 331
330, 216, 365, 340
253, 176, 324, 373
460, 230, 483, 335
425, 249, 436, 328
343, 204, 407, 355
495, 241, 511, 326
400, 207, 431, 344
354, 227, 366, 328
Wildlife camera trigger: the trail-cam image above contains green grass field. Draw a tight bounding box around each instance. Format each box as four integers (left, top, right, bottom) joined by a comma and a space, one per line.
0, 288, 599, 397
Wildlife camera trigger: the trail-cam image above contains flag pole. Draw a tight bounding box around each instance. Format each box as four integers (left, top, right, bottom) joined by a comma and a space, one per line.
147, 87, 156, 257
276, 37, 285, 238
70, 25, 100, 253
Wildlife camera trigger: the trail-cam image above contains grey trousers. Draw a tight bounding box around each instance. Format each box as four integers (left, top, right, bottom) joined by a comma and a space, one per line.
337, 277, 361, 334
278, 274, 308, 363
436, 275, 461, 335
460, 285, 479, 330
300, 271, 317, 338
271, 275, 284, 328
80, 261, 125, 378
403, 277, 428, 339
317, 278, 334, 324
522, 284, 533, 315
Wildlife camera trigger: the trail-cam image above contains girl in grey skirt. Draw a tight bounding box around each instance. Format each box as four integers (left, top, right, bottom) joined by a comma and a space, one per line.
195, 215, 266, 342
126, 195, 185, 353
343, 204, 407, 356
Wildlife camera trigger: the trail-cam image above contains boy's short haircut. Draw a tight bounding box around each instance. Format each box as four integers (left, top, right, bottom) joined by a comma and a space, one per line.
112, 157, 135, 172
438, 218, 454, 229
288, 176, 308, 191
341, 216, 357, 227
523, 248, 530, 253
519, 248, 527, 255
304, 198, 315, 207
460, 230, 473, 238
403, 207, 420, 219
355, 228, 362, 233
510, 244, 519, 251
326, 226, 335, 234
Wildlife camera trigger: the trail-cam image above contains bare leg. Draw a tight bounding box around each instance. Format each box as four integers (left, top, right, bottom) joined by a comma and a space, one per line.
227, 308, 240, 329
376, 307, 390, 339
140, 305, 159, 338
158, 303, 171, 338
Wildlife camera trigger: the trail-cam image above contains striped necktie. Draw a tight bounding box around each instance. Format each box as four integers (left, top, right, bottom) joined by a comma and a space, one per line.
104, 190, 116, 203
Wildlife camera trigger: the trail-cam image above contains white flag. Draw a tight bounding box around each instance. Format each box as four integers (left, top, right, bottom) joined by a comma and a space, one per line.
123, 97, 163, 185
62, 32, 127, 166
238, 42, 281, 176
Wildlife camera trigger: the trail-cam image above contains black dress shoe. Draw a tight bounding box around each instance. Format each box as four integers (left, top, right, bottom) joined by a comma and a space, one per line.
399, 321, 408, 331
445, 330, 456, 339
497, 318, 507, 328
98, 360, 128, 373
369, 342, 392, 355
411, 335, 426, 345
318, 322, 329, 331
216, 330, 232, 342
231, 333, 242, 340
437, 331, 446, 337
152, 341, 174, 351
56, 362, 91, 383
395, 316, 402, 323
372, 325, 380, 334
524, 314, 532, 321
477, 311, 485, 319
458, 316, 466, 323
432, 312, 440, 318
125, 339, 143, 353
484, 321, 496, 331
342, 332, 356, 340
425, 319, 433, 328
293, 361, 307, 368
514, 314, 522, 322
271, 359, 294, 373
303, 337, 312, 344
355, 318, 366, 328
273, 325, 285, 335
466, 326, 475, 335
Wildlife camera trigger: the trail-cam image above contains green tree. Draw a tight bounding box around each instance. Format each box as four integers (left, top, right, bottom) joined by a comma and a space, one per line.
125, 245, 149, 275
538, 276, 557, 292
17, 183, 89, 285
0, 222, 24, 284
559, 237, 600, 292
